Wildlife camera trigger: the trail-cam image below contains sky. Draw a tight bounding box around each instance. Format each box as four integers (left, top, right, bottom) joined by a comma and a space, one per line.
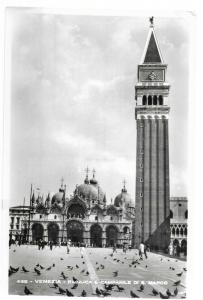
7, 9, 190, 206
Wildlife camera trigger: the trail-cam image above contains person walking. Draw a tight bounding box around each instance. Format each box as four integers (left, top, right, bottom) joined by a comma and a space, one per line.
144, 243, 148, 259
139, 242, 145, 259
168, 243, 173, 256
49, 240, 53, 251
67, 239, 71, 254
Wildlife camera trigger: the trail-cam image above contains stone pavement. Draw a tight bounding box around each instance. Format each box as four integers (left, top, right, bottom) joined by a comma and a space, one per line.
9, 245, 187, 298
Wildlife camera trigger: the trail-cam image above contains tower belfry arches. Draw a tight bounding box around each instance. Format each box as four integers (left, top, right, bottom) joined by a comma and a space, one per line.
134, 18, 170, 250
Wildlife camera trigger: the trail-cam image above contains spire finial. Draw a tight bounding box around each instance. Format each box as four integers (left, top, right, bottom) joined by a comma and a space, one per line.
84, 166, 90, 184
149, 16, 154, 28
92, 168, 96, 178
122, 179, 127, 192
85, 166, 89, 177
61, 177, 64, 188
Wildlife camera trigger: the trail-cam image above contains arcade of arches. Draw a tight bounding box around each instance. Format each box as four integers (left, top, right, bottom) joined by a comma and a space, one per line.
30, 220, 129, 247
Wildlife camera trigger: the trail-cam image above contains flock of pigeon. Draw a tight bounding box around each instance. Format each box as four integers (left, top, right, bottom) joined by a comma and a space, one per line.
9, 248, 186, 298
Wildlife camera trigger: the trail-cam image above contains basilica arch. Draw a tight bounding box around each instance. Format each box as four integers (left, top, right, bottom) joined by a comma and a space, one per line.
66, 220, 84, 244
47, 222, 59, 243
90, 224, 102, 247
106, 225, 118, 247
32, 223, 44, 242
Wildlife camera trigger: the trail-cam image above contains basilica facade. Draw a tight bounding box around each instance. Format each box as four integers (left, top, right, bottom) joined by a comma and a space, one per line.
9, 172, 135, 248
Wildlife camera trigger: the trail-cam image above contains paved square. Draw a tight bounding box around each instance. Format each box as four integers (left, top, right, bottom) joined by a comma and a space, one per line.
9, 245, 186, 298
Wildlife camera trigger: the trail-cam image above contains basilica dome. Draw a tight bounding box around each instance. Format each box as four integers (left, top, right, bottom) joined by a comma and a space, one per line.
51, 188, 65, 205
77, 174, 105, 202
114, 186, 133, 208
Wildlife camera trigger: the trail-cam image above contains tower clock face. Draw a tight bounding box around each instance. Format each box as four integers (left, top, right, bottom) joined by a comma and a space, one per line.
139, 69, 164, 82
148, 71, 159, 80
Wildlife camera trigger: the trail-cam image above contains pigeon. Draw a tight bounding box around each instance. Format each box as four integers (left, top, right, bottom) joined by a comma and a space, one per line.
130, 290, 140, 298
71, 283, 78, 289
101, 289, 111, 296
174, 287, 178, 296
13, 249, 16, 252
24, 286, 32, 295
113, 271, 118, 277
104, 284, 114, 291
52, 263, 55, 267
95, 287, 102, 295
60, 258, 64, 261
138, 284, 144, 292
86, 271, 89, 275
22, 266, 29, 272
34, 267, 41, 275
117, 285, 125, 292
96, 267, 100, 271
58, 287, 66, 294
166, 289, 172, 297
39, 265, 44, 269
159, 292, 169, 299
10, 266, 19, 273
100, 264, 105, 269
81, 255, 84, 259
53, 282, 59, 288
152, 288, 159, 296
46, 266, 52, 271
76, 264, 79, 269
61, 272, 68, 280
67, 266, 73, 270
80, 269, 85, 273
82, 261, 85, 264
174, 280, 181, 286
73, 276, 78, 282
145, 265, 148, 268
176, 272, 183, 277
110, 253, 113, 257
66, 289, 74, 296
96, 262, 98, 265
183, 267, 187, 272
36, 263, 40, 267
81, 290, 87, 297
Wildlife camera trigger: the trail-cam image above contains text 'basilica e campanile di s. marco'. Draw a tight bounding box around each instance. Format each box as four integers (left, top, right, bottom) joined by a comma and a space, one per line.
134, 18, 171, 250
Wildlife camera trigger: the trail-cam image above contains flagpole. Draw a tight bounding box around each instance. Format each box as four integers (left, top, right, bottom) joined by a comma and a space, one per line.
28, 184, 32, 243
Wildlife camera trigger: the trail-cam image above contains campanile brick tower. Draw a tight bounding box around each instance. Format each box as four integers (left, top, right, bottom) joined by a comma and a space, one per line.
134, 18, 170, 250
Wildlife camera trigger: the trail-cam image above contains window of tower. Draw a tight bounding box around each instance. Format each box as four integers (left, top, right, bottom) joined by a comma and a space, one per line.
148, 95, 152, 105
142, 95, 147, 105
185, 210, 188, 219
159, 95, 163, 105
170, 210, 173, 218
153, 95, 157, 105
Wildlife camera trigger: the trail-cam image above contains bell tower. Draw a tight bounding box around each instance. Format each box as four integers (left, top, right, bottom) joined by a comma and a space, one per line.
134, 18, 170, 250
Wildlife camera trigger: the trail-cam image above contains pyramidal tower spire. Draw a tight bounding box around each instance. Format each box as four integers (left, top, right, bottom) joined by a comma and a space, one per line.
141, 17, 163, 64
134, 17, 170, 250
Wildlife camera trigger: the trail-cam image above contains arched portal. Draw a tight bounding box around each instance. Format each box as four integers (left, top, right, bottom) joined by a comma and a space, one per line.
48, 222, 59, 243
90, 224, 102, 247
181, 239, 187, 254
32, 223, 44, 242
173, 239, 179, 247
106, 225, 118, 247
67, 203, 85, 219
66, 220, 84, 244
